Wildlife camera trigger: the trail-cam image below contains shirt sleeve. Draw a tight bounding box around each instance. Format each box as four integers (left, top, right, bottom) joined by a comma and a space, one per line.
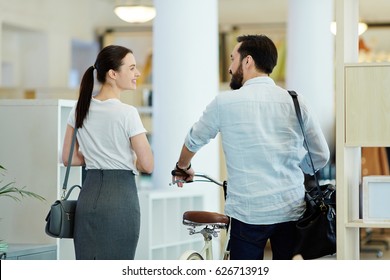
67, 104, 76, 128
298, 96, 330, 174
185, 97, 220, 153
126, 107, 147, 138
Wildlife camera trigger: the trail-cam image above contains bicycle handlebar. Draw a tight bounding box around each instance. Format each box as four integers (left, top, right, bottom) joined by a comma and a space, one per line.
170, 170, 224, 187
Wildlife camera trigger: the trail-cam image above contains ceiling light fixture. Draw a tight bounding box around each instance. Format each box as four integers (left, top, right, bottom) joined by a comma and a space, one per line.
114, 0, 156, 23
330, 21, 368, 36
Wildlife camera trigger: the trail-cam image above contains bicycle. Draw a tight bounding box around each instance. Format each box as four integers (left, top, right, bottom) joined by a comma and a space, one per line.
170, 171, 231, 260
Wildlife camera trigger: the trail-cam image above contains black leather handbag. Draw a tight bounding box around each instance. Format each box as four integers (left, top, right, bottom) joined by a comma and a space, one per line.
289, 91, 336, 260
45, 128, 81, 239
45, 185, 80, 238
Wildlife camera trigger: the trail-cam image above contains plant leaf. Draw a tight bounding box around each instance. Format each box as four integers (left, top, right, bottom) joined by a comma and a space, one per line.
0, 164, 45, 202
0, 182, 46, 202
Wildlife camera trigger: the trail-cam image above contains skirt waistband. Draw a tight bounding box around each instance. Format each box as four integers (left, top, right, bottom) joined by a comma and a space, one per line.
86, 169, 135, 176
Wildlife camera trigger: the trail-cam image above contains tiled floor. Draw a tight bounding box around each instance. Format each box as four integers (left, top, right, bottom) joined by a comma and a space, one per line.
360, 229, 390, 260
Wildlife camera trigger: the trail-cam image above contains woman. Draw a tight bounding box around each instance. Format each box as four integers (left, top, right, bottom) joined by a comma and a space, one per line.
62, 45, 154, 260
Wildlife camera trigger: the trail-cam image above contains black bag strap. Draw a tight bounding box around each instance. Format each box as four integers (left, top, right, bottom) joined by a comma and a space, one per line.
63, 184, 82, 200
288, 90, 322, 194
61, 127, 78, 199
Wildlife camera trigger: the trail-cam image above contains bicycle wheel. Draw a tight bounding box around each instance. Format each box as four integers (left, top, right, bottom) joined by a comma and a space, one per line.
179, 250, 204, 260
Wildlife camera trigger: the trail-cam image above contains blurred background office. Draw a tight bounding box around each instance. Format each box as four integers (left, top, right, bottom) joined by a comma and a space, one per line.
1, 0, 390, 260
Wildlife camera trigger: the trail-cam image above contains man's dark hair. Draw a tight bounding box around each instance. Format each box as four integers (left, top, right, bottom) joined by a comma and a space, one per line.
237, 35, 278, 74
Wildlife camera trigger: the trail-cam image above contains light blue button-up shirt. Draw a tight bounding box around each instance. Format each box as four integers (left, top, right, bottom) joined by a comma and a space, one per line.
185, 77, 330, 224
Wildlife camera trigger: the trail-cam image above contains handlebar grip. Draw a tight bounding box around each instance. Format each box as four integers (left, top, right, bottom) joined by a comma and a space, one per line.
171, 169, 188, 176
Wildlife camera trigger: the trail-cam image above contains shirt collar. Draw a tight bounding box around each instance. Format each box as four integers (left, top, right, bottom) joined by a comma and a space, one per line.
243, 76, 275, 87
92, 97, 121, 104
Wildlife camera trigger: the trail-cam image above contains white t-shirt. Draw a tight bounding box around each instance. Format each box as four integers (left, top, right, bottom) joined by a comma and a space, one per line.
68, 98, 147, 173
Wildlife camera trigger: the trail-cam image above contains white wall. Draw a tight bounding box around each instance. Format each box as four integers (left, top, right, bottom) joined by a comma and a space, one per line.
0, 0, 124, 89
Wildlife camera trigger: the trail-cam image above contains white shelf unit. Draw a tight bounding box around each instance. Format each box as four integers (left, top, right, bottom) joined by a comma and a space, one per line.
344, 63, 390, 226
337, 62, 390, 259
0, 99, 81, 260
136, 186, 211, 260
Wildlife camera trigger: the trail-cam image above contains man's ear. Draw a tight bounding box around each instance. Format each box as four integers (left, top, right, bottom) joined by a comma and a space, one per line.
243, 55, 253, 70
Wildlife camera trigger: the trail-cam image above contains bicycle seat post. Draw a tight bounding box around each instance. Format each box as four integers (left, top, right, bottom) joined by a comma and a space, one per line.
202, 230, 214, 260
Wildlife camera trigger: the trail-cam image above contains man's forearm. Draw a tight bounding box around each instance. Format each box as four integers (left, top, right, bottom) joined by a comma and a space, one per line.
177, 144, 195, 169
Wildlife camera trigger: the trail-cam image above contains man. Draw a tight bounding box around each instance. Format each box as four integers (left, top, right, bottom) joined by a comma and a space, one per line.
172, 35, 329, 260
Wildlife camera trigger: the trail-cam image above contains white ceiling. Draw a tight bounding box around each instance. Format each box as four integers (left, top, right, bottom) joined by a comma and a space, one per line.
102, 0, 390, 30
218, 0, 288, 26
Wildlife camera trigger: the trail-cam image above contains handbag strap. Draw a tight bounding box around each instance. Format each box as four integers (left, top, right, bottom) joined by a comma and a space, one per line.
288, 90, 322, 193
61, 127, 78, 199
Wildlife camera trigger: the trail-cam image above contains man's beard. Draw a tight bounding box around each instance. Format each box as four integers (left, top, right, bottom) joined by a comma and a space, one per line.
229, 63, 244, 90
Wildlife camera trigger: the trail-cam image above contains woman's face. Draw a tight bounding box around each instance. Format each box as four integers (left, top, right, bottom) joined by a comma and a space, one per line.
115, 53, 141, 90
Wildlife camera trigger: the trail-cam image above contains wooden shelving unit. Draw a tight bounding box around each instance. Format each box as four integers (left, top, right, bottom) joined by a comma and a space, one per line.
335, 0, 390, 259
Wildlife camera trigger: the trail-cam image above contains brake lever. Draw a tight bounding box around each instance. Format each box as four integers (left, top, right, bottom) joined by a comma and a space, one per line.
169, 179, 185, 186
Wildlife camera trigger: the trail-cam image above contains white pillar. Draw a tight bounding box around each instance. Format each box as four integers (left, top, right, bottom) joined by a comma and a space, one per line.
152, 0, 220, 188
286, 0, 335, 157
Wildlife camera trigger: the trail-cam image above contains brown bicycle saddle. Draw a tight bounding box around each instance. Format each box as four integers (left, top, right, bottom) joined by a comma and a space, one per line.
183, 211, 229, 226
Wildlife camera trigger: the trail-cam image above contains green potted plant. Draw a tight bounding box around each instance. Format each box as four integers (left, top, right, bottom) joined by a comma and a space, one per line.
0, 164, 45, 201
0, 164, 45, 256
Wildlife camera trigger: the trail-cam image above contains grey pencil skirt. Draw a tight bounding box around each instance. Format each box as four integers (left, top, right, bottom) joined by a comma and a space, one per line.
74, 169, 140, 260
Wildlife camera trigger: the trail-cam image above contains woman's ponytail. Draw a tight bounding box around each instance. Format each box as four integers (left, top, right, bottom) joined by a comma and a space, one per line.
75, 65, 95, 128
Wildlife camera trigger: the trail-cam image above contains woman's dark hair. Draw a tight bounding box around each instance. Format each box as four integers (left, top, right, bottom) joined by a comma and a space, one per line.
75, 45, 133, 128
236, 35, 278, 75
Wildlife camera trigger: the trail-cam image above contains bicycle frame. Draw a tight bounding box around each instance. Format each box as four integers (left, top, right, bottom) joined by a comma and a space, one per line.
200, 227, 231, 260
196, 228, 215, 260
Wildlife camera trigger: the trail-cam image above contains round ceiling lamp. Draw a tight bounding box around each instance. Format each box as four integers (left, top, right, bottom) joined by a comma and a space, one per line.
114, 2, 156, 23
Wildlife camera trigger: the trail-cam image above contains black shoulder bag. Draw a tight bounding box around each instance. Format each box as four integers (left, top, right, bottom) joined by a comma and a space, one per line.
288, 90, 336, 260
45, 128, 81, 239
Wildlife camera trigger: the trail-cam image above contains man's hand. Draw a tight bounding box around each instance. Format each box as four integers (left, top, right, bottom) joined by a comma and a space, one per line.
171, 164, 195, 187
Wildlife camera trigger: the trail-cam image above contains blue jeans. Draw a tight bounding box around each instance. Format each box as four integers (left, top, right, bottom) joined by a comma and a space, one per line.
229, 218, 297, 260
